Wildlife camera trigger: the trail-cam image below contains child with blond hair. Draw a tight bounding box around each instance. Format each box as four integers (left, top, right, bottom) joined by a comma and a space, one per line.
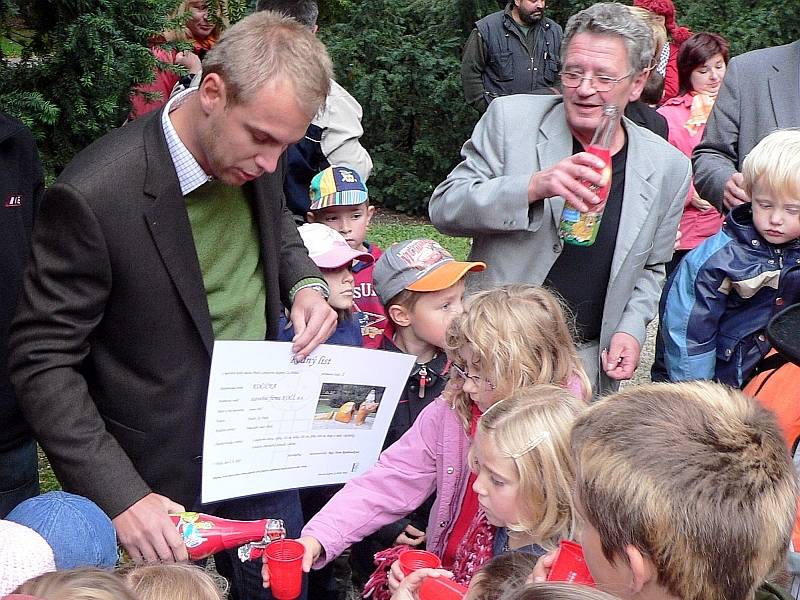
534, 381, 796, 600
117, 563, 224, 600
13, 568, 138, 600
663, 129, 800, 387
262, 285, 590, 591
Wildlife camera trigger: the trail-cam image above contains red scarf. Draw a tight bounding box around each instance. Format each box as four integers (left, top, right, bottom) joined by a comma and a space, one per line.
449, 510, 496, 585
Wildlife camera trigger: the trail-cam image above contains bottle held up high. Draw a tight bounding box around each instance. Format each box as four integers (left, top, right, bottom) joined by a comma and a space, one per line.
559, 104, 620, 246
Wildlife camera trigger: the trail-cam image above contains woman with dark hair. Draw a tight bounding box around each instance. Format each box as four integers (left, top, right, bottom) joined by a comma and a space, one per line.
650, 32, 729, 383
657, 32, 729, 261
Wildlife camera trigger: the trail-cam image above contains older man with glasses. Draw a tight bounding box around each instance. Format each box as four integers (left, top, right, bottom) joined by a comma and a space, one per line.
430, 2, 691, 395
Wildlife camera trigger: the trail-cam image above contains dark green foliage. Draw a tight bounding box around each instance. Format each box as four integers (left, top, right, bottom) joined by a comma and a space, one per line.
0, 0, 247, 178
322, 0, 798, 214
0, 0, 180, 176
322, 0, 497, 214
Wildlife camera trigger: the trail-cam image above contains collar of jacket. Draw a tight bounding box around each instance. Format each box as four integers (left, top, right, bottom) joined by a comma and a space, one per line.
725, 203, 800, 252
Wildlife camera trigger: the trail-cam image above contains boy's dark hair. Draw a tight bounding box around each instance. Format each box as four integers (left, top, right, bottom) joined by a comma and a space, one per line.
639, 70, 665, 105
571, 381, 797, 600
255, 0, 318, 29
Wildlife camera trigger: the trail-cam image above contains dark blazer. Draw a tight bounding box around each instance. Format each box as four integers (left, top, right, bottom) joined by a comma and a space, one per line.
9, 108, 321, 517
0, 112, 43, 453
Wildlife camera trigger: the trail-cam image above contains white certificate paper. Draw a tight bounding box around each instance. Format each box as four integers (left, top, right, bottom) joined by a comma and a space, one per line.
201, 340, 416, 503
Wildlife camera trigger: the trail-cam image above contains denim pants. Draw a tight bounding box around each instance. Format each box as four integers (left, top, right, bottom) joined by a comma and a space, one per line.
201, 489, 306, 600
0, 437, 39, 518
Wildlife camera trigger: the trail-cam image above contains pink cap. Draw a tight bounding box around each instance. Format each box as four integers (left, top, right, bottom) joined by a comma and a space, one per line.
297, 223, 374, 270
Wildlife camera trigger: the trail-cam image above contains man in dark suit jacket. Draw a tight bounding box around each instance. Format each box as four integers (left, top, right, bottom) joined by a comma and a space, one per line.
9, 12, 336, 599
693, 40, 800, 211
0, 111, 43, 518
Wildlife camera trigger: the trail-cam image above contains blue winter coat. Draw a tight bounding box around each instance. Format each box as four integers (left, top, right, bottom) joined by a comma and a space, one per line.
662, 204, 800, 387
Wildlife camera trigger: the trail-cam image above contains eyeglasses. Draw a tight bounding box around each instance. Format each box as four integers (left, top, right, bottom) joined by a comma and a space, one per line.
452, 363, 496, 390
560, 71, 633, 92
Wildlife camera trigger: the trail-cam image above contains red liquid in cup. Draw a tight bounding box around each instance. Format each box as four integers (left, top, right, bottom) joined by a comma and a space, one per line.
265, 539, 305, 600
398, 549, 442, 576
546, 540, 595, 586
418, 576, 468, 600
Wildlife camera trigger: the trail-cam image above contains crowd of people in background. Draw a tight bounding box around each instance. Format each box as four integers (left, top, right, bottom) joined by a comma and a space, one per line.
1, 0, 800, 599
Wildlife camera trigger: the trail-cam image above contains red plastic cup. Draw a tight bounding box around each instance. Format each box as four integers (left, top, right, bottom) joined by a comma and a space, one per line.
265, 539, 305, 600
398, 549, 442, 576
546, 540, 595, 586
418, 576, 468, 600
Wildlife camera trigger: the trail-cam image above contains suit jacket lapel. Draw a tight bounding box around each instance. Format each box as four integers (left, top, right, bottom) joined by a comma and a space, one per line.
769, 41, 800, 129
537, 105, 574, 230
141, 112, 215, 356
609, 119, 657, 285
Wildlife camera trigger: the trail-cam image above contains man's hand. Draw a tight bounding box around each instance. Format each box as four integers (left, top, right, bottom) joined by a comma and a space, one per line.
262, 535, 322, 589
390, 567, 453, 600
602, 332, 641, 381
527, 152, 606, 213
723, 172, 749, 210
289, 287, 336, 360
112, 493, 188, 563
394, 524, 426, 547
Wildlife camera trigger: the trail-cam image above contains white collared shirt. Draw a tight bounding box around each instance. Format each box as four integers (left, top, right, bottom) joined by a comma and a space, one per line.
161, 88, 213, 196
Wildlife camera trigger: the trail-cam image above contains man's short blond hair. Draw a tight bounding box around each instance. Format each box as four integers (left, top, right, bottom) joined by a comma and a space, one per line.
742, 128, 800, 201
572, 382, 797, 600
201, 11, 331, 117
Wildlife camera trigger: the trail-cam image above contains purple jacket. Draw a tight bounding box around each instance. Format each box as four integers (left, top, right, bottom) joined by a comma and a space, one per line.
302, 396, 470, 568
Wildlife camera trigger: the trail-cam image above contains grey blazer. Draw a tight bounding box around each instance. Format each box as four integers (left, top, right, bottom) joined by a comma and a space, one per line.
429, 95, 690, 392
693, 41, 800, 210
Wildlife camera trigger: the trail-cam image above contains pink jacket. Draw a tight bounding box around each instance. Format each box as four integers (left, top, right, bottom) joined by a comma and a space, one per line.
657, 92, 724, 249
302, 396, 470, 568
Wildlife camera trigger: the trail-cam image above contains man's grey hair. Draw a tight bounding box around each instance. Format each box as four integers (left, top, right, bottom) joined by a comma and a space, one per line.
255, 0, 319, 29
562, 2, 654, 73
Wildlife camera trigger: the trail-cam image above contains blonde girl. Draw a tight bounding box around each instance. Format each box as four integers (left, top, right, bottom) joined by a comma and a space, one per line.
14, 568, 139, 600
266, 285, 589, 591
471, 386, 583, 557
117, 563, 224, 600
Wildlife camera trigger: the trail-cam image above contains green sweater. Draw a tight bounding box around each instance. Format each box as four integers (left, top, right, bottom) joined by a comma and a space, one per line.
185, 180, 266, 340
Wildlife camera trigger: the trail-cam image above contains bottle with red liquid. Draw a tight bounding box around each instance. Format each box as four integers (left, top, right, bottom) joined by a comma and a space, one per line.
170, 512, 285, 561
559, 104, 620, 246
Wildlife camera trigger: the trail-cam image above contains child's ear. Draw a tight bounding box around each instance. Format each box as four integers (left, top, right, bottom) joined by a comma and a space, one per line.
624, 544, 657, 593
306, 211, 317, 223
365, 205, 375, 224
388, 304, 411, 327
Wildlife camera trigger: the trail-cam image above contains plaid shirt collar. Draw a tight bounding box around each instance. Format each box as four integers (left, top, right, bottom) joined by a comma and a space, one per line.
161, 88, 213, 196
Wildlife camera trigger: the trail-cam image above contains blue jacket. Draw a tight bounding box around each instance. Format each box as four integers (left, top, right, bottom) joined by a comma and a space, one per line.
663, 204, 800, 387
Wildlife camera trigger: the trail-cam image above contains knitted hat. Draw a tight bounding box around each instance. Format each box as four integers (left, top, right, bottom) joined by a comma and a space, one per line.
309, 165, 368, 211
0, 520, 56, 595
633, 0, 692, 44
6, 492, 118, 570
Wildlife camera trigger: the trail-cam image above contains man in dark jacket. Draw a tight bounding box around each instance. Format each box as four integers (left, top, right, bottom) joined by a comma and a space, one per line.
0, 111, 42, 518
461, 0, 562, 113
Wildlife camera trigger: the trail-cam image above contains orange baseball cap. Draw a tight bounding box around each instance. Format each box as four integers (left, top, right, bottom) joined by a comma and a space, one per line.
373, 239, 485, 304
